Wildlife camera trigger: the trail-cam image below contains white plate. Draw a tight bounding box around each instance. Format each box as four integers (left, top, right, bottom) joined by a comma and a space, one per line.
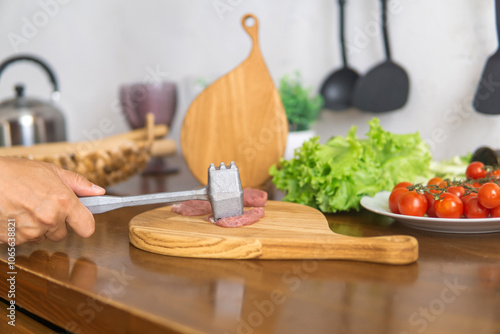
360, 191, 500, 234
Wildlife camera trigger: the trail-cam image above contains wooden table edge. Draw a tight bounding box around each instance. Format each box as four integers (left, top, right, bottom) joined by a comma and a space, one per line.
0, 259, 204, 334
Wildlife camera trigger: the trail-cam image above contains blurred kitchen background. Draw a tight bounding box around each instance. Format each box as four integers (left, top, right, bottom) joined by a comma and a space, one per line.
0, 0, 497, 161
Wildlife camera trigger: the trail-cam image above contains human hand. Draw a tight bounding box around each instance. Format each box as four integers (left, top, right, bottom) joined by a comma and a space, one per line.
0, 157, 106, 245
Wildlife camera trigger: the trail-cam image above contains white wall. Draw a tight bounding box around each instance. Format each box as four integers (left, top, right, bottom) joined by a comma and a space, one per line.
0, 0, 497, 160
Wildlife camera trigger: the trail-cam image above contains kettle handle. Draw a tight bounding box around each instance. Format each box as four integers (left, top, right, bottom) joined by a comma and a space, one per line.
0, 54, 59, 95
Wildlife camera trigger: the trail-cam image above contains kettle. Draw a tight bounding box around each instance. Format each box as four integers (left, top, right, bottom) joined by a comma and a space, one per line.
0, 55, 66, 147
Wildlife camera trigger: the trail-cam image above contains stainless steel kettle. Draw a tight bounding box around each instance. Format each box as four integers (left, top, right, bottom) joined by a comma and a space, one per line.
0, 55, 66, 147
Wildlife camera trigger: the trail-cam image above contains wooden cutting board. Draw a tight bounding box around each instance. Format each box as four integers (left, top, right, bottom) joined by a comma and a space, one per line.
129, 201, 418, 265
180, 14, 288, 188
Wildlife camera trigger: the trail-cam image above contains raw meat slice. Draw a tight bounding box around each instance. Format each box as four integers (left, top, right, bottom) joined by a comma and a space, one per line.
171, 189, 267, 217
171, 200, 212, 216
243, 188, 267, 207
206, 207, 265, 227
171, 188, 267, 224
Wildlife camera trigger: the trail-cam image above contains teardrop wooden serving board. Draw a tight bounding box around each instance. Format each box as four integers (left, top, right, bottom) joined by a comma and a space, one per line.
180, 14, 288, 188
129, 201, 418, 265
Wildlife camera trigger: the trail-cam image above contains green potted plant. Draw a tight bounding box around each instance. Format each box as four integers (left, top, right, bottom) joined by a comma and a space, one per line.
279, 72, 324, 159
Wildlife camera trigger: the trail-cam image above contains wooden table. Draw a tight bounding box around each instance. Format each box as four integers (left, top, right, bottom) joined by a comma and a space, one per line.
1, 155, 500, 334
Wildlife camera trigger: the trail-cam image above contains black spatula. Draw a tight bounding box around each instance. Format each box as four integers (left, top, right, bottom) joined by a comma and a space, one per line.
473, 0, 500, 114
352, 0, 409, 112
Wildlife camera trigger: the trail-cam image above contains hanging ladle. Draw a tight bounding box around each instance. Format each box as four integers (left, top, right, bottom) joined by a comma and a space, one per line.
352, 0, 409, 112
320, 0, 359, 111
473, 0, 500, 114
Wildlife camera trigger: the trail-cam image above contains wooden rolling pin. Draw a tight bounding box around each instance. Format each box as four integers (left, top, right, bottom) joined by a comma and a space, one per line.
0, 125, 168, 158
150, 138, 177, 157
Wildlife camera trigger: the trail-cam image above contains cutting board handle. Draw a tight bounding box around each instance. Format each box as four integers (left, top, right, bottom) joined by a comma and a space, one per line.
265, 234, 418, 264
323, 234, 419, 265
241, 14, 259, 53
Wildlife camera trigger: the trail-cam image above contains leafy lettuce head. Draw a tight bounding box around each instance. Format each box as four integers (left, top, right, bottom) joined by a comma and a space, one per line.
269, 118, 432, 212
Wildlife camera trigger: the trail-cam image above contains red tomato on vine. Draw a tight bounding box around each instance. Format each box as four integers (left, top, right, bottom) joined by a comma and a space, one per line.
490, 205, 500, 218
398, 191, 427, 217
447, 186, 466, 198
466, 161, 487, 180
427, 177, 443, 186
393, 182, 412, 190
389, 187, 409, 214
424, 192, 437, 217
478, 182, 500, 209
434, 192, 463, 219
463, 197, 489, 219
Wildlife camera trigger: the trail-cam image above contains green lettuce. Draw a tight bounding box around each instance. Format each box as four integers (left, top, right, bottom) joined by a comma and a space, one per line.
269, 118, 432, 212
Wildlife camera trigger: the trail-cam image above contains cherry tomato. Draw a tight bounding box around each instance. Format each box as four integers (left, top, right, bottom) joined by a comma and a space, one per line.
427, 177, 443, 186
398, 191, 428, 217
389, 187, 409, 214
393, 182, 412, 190
463, 197, 489, 219
464, 181, 482, 189
447, 185, 466, 198
438, 180, 453, 189
490, 205, 500, 218
478, 182, 500, 209
425, 182, 442, 194
461, 193, 477, 205
466, 161, 487, 180
424, 192, 437, 217
434, 192, 464, 218
488, 169, 500, 179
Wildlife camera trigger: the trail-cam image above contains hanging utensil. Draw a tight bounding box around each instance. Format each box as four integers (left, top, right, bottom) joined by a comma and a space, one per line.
473, 0, 500, 114
320, 0, 359, 111
471, 146, 500, 166
352, 0, 409, 112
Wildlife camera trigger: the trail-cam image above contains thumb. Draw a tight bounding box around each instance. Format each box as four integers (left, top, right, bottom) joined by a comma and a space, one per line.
56, 168, 106, 196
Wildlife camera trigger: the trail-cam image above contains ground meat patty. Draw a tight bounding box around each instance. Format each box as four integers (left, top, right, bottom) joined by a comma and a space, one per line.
206, 207, 265, 227
243, 188, 267, 207
171, 200, 212, 216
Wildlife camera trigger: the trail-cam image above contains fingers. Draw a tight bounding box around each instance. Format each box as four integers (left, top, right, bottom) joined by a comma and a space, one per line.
5, 210, 93, 244
13, 189, 96, 243
64, 198, 96, 239
14, 208, 94, 243
32, 235, 48, 244
44, 227, 68, 242
32, 192, 72, 242
12, 214, 47, 245
56, 168, 106, 197
53, 167, 101, 238
40, 188, 96, 239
